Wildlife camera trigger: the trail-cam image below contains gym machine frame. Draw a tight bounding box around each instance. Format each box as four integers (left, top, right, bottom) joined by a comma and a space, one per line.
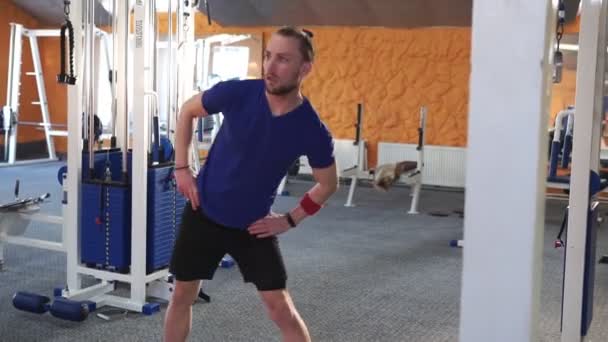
342, 105, 426, 214
11, 0, 204, 320
63, 0, 198, 314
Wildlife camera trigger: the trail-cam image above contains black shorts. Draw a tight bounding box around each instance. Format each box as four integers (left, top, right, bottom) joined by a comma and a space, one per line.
169, 205, 287, 291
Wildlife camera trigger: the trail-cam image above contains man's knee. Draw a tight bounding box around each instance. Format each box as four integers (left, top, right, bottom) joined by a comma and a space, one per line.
268, 301, 297, 326
170, 280, 201, 307
261, 291, 298, 326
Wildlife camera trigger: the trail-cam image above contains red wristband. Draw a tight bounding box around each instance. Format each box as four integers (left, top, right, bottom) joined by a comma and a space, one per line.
300, 193, 322, 215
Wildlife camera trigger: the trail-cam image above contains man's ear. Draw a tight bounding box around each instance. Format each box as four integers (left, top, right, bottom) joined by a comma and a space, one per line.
300, 61, 312, 77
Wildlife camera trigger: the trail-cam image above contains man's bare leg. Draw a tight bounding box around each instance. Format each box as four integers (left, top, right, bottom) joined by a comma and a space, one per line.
164, 280, 201, 342
259, 289, 311, 342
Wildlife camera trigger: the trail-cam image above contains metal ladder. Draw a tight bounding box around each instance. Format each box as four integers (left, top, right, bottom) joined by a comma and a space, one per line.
2, 23, 60, 166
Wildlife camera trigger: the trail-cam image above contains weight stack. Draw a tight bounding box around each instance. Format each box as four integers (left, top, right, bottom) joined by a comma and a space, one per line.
146, 164, 187, 273
80, 180, 131, 273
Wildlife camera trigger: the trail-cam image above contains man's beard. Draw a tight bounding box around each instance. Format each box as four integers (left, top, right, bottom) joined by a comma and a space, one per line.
265, 79, 298, 96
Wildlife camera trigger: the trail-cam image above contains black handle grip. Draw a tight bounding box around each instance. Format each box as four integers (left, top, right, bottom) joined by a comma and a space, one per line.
153, 116, 160, 162
14, 179, 20, 198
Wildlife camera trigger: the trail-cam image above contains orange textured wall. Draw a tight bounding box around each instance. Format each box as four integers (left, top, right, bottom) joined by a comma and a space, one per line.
182, 14, 471, 166
305, 27, 471, 166
0, 2, 67, 152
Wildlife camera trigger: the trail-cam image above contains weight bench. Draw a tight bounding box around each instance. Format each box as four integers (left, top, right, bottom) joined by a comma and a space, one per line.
0, 180, 54, 271
371, 160, 419, 191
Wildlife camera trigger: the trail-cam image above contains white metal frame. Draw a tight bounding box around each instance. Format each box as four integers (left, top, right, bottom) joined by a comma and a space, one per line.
343, 145, 368, 207
341, 106, 426, 214
57, 0, 199, 314
2, 24, 57, 166
407, 107, 426, 214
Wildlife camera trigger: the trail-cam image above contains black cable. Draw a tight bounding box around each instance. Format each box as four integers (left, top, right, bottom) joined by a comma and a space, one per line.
59, 24, 66, 82
68, 20, 75, 82
58, 1, 76, 85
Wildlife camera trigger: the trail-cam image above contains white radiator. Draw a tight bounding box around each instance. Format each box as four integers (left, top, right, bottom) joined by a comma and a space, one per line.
378, 142, 466, 188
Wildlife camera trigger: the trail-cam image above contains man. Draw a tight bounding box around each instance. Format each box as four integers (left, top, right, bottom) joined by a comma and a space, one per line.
164, 26, 338, 342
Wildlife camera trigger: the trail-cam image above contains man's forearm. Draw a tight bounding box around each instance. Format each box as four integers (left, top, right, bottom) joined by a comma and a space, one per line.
175, 112, 194, 167
289, 182, 337, 225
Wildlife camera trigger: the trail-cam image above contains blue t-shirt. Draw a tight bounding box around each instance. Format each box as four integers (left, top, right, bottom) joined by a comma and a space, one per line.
197, 79, 335, 229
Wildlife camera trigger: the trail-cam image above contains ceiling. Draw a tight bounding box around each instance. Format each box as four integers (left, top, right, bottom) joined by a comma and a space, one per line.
10, 0, 581, 29
196, 0, 580, 28
198, 0, 472, 28
9, 0, 112, 26
8, 1, 585, 70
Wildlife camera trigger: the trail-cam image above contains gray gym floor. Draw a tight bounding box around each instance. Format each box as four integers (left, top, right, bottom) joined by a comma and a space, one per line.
1, 162, 608, 341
